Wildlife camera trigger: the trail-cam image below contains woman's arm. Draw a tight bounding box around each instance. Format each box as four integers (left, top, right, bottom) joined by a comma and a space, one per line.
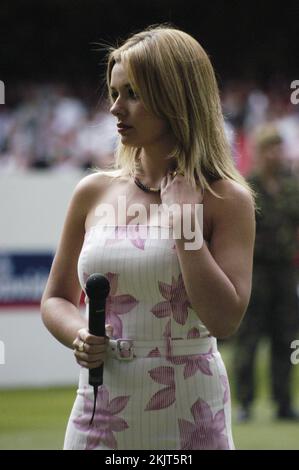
174, 180, 256, 338
40, 174, 99, 349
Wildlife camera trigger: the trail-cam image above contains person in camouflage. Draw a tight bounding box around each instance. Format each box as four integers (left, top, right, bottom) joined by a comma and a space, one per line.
234, 125, 299, 421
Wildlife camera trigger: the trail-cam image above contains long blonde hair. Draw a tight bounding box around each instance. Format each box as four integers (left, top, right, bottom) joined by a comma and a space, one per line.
100, 24, 254, 200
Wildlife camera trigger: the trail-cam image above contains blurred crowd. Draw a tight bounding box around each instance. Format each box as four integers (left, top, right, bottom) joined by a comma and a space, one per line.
0, 82, 117, 172
222, 79, 299, 178
0, 79, 299, 176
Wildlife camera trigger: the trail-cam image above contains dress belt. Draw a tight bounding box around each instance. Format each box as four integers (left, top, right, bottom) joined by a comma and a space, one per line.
107, 336, 217, 361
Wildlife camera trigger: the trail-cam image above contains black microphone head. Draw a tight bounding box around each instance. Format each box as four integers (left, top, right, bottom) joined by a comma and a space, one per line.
85, 273, 110, 300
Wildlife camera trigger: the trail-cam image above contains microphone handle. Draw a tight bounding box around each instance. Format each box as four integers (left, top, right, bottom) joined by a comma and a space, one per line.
88, 298, 106, 387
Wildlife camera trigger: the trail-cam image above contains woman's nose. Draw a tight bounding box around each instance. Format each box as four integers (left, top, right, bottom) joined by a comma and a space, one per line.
110, 98, 126, 117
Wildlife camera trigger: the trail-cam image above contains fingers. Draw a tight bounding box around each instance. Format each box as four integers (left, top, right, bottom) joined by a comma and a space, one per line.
77, 327, 107, 345
161, 170, 181, 187
73, 325, 114, 369
160, 174, 167, 192
105, 324, 114, 338
73, 349, 107, 368
74, 349, 106, 361
79, 342, 108, 354
75, 357, 105, 369
161, 172, 172, 191
73, 346, 107, 369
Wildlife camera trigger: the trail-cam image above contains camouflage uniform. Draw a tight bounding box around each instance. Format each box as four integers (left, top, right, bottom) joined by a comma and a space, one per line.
234, 171, 299, 414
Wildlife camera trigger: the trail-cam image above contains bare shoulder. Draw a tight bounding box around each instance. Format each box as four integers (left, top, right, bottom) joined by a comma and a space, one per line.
205, 178, 255, 222
74, 170, 113, 195
72, 170, 116, 209
208, 178, 253, 204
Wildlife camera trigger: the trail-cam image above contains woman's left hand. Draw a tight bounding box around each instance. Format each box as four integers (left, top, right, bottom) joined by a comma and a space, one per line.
160, 171, 203, 210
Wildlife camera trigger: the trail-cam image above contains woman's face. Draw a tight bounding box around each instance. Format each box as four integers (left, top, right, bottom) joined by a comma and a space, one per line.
109, 62, 172, 148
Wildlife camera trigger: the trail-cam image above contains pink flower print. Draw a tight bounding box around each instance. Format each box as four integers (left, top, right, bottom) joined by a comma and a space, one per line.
179, 398, 229, 450
187, 327, 200, 339
151, 274, 191, 325
105, 225, 146, 250
104, 272, 139, 339
163, 319, 171, 338
73, 385, 130, 450
220, 375, 229, 404
166, 343, 214, 377
127, 224, 147, 250
145, 366, 176, 411
164, 326, 213, 377
147, 347, 162, 358
182, 348, 214, 379
104, 225, 127, 246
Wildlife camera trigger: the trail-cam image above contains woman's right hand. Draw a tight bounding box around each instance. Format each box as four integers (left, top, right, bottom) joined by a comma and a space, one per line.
72, 324, 113, 369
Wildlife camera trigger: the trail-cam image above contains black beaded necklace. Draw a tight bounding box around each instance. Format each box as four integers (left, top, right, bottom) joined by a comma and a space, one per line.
133, 175, 161, 193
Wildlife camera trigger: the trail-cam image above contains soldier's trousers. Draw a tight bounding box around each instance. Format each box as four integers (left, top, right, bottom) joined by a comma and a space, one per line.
234, 264, 299, 410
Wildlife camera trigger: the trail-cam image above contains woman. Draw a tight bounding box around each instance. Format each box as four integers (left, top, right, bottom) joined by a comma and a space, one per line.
41, 25, 255, 450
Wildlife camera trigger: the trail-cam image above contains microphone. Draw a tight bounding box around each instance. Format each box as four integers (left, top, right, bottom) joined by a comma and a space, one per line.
85, 273, 110, 425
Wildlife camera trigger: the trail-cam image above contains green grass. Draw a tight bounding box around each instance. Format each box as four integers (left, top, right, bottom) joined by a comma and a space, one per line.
0, 341, 299, 450
222, 340, 299, 450
0, 387, 75, 450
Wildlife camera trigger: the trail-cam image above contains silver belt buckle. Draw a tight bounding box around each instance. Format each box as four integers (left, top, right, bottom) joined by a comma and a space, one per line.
114, 339, 134, 361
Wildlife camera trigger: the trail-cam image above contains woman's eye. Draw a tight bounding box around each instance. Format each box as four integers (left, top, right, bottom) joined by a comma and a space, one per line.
110, 89, 138, 102
128, 88, 138, 100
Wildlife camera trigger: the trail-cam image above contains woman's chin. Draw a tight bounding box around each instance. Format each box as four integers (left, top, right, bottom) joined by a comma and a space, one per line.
120, 136, 139, 147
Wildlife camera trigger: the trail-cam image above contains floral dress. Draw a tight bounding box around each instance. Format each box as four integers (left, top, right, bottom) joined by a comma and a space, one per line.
63, 224, 234, 450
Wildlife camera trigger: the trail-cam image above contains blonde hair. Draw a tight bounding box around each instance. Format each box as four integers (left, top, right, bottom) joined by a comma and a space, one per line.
99, 24, 255, 201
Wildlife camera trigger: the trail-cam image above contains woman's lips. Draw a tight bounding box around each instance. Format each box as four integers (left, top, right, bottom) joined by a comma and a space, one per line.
117, 124, 133, 134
